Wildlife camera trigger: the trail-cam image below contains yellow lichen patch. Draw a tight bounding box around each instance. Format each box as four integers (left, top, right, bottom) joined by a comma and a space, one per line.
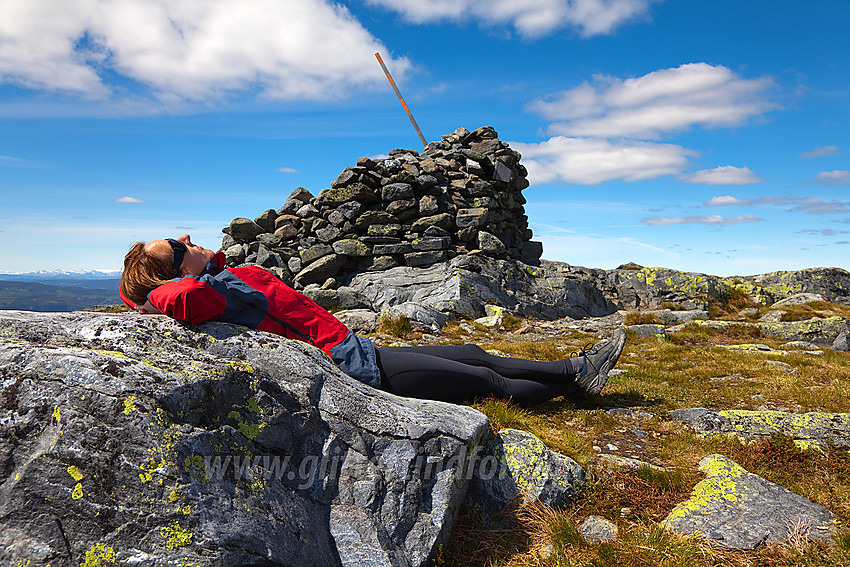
665, 455, 750, 523
176, 503, 192, 515
226, 360, 255, 374
94, 349, 127, 358
52, 405, 61, 423
123, 396, 137, 415
169, 489, 180, 502
67, 465, 83, 482
81, 543, 116, 566
160, 520, 193, 549
184, 455, 210, 483
71, 482, 83, 500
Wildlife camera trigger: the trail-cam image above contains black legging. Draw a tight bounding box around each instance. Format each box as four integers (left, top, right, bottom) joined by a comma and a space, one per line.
374, 344, 583, 407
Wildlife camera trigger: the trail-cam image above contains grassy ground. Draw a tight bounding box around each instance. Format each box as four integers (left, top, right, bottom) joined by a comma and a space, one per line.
366, 306, 850, 567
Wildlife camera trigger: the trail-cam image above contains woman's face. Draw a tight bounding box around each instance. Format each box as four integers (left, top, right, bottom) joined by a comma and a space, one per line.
145, 234, 214, 277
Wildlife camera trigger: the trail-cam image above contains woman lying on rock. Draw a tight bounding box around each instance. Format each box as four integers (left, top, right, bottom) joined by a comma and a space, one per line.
120, 234, 626, 407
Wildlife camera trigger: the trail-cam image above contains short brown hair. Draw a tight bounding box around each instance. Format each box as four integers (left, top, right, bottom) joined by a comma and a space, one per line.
120, 241, 178, 306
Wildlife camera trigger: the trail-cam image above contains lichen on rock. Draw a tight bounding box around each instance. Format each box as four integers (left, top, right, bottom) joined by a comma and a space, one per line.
663, 454, 836, 549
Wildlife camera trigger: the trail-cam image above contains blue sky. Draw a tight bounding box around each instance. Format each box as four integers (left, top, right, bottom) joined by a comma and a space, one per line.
1, 0, 848, 276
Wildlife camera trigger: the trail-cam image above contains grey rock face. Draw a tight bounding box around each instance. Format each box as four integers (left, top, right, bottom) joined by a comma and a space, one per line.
467, 429, 585, 521
663, 455, 836, 549
348, 255, 617, 320
0, 310, 490, 567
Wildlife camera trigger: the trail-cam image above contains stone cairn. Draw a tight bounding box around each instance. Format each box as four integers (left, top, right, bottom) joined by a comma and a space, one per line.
219, 126, 543, 289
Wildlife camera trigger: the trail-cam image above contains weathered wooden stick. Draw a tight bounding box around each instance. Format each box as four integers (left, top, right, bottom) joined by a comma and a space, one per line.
375, 52, 427, 148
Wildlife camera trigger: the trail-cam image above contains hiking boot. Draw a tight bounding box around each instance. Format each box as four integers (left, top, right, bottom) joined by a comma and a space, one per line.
570, 328, 626, 395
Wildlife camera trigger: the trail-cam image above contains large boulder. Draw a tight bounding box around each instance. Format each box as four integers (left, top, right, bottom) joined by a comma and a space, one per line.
348, 255, 617, 320
0, 311, 489, 567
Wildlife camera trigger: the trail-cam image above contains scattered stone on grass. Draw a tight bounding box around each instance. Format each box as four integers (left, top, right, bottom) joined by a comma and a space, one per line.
663, 455, 836, 550
578, 516, 619, 544
670, 408, 850, 449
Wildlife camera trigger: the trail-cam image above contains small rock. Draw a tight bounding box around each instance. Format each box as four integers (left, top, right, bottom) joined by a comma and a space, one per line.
578, 516, 618, 544
628, 324, 665, 336
772, 293, 826, 307
758, 310, 785, 323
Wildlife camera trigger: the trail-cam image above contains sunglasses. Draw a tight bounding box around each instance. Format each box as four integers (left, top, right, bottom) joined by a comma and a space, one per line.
166, 238, 187, 272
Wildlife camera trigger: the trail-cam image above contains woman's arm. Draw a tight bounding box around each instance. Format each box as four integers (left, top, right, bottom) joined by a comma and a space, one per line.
147, 277, 227, 324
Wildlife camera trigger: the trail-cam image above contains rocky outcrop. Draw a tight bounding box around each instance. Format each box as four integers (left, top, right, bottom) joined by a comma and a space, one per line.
0, 310, 490, 567
219, 126, 542, 291
670, 409, 850, 449
347, 255, 617, 319
663, 455, 836, 549
673, 317, 850, 349
728, 268, 850, 305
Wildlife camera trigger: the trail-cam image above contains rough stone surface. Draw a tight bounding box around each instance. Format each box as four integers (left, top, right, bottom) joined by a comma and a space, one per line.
383, 303, 449, 334
0, 310, 490, 567
221, 126, 539, 292
348, 255, 617, 320
670, 408, 850, 449
333, 309, 381, 333
663, 455, 836, 549
578, 516, 619, 544
628, 324, 666, 336
772, 293, 827, 307
467, 428, 585, 520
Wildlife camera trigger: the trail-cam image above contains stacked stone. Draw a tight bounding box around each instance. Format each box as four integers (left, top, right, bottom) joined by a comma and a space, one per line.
219, 126, 542, 289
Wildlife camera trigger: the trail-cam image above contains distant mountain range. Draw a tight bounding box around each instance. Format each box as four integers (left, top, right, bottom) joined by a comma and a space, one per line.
0, 270, 122, 311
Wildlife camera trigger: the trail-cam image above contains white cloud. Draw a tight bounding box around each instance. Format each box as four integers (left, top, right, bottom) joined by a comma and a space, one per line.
705, 195, 750, 206
115, 196, 144, 203
800, 145, 840, 159
364, 0, 655, 38
512, 136, 697, 185
815, 170, 850, 186
528, 63, 777, 140
705, 194, 850, 215
679, 165, 764, 185
278, 167, 300, 174
0, 0, 409, 102
642, 215, 762, 226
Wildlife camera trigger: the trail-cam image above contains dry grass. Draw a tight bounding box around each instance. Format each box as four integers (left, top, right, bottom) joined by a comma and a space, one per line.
366, 302, 850, 566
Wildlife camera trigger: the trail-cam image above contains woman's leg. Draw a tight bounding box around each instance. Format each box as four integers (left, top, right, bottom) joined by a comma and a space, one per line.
375, 347, 578, 407
377, 343, 581, 382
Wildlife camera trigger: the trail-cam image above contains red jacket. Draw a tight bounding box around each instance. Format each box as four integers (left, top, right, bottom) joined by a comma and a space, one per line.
122, 252, 350, 356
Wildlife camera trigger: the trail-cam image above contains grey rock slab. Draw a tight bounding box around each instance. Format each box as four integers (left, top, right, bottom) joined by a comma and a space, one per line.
348, 255, 617, 320
772, 293, 827, 307
0, 310, 490, 567
663, 455, 836, 549
628, 324, 666, 336
466, 428, 585, 521
670, 408, 850, 449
